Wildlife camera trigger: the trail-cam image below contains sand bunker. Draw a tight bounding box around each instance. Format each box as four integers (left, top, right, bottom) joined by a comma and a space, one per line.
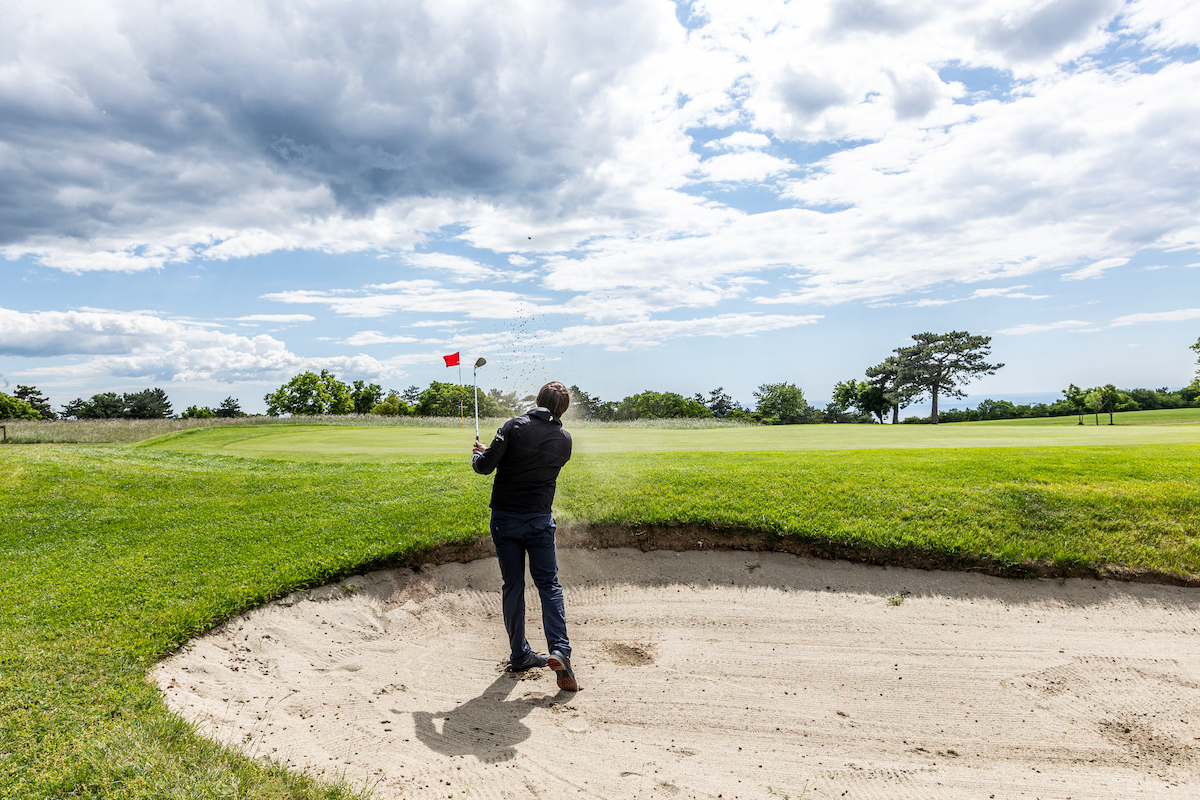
155, 548, 1200, 799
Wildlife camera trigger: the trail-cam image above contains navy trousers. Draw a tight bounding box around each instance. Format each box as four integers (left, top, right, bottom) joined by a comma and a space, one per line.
490, 509, 571, 662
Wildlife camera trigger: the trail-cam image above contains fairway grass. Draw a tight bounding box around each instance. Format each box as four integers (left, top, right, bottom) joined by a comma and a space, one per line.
142, 413, 1200, 459
961, 406, 1200, 426
4, 435, 1200, 798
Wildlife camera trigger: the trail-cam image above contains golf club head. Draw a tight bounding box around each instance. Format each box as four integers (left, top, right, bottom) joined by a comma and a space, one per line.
475, 357, 487, 368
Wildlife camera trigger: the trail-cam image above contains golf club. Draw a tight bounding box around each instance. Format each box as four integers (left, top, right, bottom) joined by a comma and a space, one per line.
473, 357, 487, 442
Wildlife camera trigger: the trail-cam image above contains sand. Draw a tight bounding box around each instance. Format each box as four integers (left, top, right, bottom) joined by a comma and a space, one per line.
154, 548, 1200, 799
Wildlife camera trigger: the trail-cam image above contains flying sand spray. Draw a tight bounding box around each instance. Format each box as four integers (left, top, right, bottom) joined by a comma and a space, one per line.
473, 357, 487, 442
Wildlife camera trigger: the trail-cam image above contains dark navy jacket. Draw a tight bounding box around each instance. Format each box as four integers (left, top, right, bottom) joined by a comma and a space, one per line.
471, 407, 572, 514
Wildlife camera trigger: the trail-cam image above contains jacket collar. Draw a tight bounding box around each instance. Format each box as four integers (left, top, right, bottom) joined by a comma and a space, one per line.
527, 406, 561, 425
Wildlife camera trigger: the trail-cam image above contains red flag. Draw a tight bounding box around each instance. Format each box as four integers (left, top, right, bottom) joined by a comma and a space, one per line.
443, 351, 460, 367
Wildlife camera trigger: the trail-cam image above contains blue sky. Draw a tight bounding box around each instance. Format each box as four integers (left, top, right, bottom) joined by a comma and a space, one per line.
2, 0, 1199, 415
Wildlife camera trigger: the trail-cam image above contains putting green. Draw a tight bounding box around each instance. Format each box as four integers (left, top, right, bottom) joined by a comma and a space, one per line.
142, 413, 1200, 460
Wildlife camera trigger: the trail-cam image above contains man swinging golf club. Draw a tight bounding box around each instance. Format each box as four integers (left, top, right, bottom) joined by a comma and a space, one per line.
471, 381, 578, 692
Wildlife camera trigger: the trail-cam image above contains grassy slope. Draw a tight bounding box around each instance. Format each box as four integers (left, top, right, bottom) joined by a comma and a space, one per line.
564, 447, 1200, 572
143, 415, 1200, 459
4, 430, 1200, 798
1, 448, 488, 800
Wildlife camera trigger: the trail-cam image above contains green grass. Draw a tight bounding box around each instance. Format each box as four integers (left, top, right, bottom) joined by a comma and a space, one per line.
0, 449, 489, 799
4, 428, 1200, 798
564, 447, 1200, 572
0, 415, 749, 444
4, 405, 1192, 446
142, 415, 1200, 459
0, 415, 520, 444
959, 407, 1200, 426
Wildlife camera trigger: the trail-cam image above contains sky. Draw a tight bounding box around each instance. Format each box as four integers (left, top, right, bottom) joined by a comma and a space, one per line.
2, 0, 1200, 416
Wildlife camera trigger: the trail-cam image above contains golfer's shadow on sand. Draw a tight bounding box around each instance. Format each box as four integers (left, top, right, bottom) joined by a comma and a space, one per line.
412, 673, 567, 762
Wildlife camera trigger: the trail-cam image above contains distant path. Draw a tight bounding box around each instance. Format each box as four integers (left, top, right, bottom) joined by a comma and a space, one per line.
157, 549, 1200, 800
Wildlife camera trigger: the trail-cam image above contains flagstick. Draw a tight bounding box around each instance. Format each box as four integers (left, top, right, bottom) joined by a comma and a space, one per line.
458, 362, 463, 430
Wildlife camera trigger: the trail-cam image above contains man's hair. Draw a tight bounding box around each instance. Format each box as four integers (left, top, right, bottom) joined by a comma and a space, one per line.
536, 381, 571, 417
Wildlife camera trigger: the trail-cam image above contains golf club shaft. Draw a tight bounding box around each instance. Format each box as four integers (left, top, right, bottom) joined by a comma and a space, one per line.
473, 366, 479, 441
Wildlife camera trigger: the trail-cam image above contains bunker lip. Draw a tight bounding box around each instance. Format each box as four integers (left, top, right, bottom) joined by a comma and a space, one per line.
398, 522, 1200, 588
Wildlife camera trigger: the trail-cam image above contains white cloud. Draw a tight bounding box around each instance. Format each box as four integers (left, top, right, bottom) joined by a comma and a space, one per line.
868, 284, 1051, 308
1063, 257, 1129, 281
230, 314, 315, 323
1122, 0, 1200, 51
398, 253, 531, 284
997, 319, 1093, 335
705, 132, 772, 151
974, 0, 1123, 63
696, 151, 797, 183
969, 286, 1049, 300
343, 331, 420, 345
408, 320, 468, 328
1, 0, 690, 271
262, 281, 553, 319
0, 306, 396, 382
1109, 308, 1200, 326
3, 0, 1198, 340
552, 313, 822, 351
362, 311, 823, 353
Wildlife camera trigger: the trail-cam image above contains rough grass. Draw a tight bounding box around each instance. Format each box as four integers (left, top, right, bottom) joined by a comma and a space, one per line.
1, 447, 488, 800
0, 416, 515, 444
3, 440, 1200, 798
0, 415, 749, 444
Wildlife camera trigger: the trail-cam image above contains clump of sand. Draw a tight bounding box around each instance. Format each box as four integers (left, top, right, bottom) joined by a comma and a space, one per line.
156, 548, 1200, 799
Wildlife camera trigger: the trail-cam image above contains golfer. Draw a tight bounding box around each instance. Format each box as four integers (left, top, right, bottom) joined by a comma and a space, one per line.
471, 381, 578, 692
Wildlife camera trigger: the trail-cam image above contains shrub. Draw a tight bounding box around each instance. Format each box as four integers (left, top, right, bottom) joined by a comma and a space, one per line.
725, 407, 761, 423
613, 390, 711, 421
753, 382, 814, 424
370, 392, 412, 417
415, 381, 504, 417
0, 391, 40, 420
265, 370, 354, 416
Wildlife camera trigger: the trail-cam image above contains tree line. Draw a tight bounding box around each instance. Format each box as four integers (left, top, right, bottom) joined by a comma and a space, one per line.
901, 385, 1200, 425
263, 371, 517, 418
0, 385, 202, 421
566, 383, 820, 424
265, 372, 827, 424
0, 385, 248, 421
4, 333, 1198, 423
833, 331, 1200, 425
